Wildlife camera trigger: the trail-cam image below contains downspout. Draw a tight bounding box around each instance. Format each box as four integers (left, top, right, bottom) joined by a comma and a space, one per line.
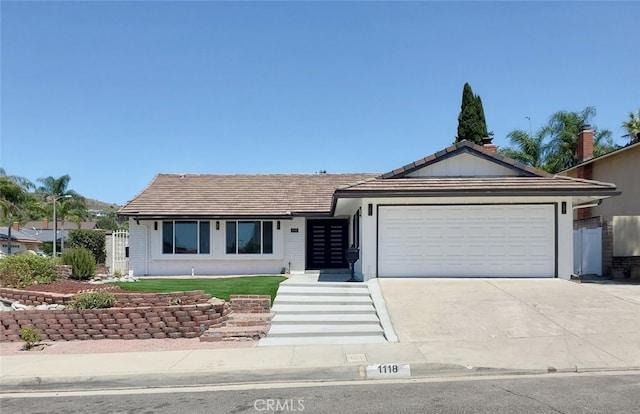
145, 222, 149, 276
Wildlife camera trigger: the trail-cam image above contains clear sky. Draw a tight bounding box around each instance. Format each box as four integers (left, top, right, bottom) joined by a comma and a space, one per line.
1, 1, 638, 206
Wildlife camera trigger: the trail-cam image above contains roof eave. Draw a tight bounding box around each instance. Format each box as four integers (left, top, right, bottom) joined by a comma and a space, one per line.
334, 189, 621, 199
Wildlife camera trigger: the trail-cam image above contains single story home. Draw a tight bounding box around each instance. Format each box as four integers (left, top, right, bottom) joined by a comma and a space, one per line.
0, 224, 45, 255
559, 128, 640, 277
119, 140, 619, 280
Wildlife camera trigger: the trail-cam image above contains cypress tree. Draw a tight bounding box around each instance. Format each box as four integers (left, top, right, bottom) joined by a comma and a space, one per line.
456, 83, 489, 144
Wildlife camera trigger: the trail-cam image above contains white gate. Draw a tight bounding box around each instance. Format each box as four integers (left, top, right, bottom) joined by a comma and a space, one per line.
573, 227, 602, 276
109, 230, 129, 276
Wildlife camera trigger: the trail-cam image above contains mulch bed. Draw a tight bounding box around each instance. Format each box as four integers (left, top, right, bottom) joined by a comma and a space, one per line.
15, 280, 121, 295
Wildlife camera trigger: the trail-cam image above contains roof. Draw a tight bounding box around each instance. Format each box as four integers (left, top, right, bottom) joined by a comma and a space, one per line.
561, 141, 640, 174
119, 173, 379, 218
22, 220, 98, 230
333, 176, 619, 198
0, 228, 44, 245
19, 228, 69, 243
381, 140, 551, 179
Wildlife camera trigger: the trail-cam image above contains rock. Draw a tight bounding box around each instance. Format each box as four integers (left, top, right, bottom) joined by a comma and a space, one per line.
11, 302, 32, 311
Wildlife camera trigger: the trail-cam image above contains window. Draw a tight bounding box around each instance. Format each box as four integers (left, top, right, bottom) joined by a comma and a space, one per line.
226, 221, 273, 254
352, 210, 360, 248
162, 221, 210, 254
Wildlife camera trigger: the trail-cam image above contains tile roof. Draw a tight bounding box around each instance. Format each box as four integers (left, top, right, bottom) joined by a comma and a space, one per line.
380, 140, 550, 179
119, 173, 379, 217
334, 176, 618, 196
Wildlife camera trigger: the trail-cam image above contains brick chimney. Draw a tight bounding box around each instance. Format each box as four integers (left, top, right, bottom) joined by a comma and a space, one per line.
481, 136, 497, 154
12, 222, 19, 231
576, 126, 594, 164
43, 218, 49, 229
576, 126, 594, 220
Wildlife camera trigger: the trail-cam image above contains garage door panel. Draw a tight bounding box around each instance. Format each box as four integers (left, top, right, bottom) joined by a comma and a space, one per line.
378, 205, 555, 278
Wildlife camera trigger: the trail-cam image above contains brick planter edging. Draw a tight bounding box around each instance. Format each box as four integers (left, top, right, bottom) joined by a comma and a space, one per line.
0, 294, 273, 343
0, 288, 212, 307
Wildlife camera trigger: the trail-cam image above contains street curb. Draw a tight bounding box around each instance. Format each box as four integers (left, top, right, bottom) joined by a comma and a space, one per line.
3, 363, 639, 394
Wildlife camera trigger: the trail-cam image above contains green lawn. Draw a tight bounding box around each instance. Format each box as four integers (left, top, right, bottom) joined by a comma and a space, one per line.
109, 276, 287, 302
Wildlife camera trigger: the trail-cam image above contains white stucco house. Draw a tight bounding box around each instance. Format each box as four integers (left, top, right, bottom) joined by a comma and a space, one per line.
119, 140, 619, 280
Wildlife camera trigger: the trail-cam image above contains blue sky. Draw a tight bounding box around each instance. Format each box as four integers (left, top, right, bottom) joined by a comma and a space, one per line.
1, 1, 638, 206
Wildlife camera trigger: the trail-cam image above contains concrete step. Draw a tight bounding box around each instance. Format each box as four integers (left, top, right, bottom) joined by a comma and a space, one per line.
266, 324, 384, 337
257, 335, 387, 346
276, 286, 370, 296
273, 295, 373, 305
271, 313, 381, 325
282, 281, 367, 289
271, 304, 377, 314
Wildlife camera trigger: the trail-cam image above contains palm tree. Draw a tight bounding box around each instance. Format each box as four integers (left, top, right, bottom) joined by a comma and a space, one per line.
0, 169, 40, 224
622, 109, 640, 143
544, 107, 618, 173
36, 175, 86, 250
498, 127, 549, 170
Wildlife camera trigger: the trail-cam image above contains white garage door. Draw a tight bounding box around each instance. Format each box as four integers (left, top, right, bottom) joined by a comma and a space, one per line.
378, 205, 555, 278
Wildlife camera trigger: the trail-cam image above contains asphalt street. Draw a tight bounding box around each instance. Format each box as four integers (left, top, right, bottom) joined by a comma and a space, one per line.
2, 371, 639, 414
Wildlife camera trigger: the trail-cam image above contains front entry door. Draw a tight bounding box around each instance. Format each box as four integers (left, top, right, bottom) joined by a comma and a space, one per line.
306, 219, 349, 269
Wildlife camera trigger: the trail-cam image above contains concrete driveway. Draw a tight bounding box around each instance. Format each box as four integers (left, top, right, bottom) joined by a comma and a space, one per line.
378, 278, 640, 370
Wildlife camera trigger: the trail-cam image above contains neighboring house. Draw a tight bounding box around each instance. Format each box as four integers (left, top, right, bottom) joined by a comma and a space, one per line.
560, 128, 640, 278
20, 219, 99, 246
0, 224, 44, 255
119, 140, 618, 280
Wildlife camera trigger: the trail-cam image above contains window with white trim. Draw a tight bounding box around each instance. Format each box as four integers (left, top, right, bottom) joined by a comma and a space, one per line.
162, 221, 210, 254
225, 221, 273, 254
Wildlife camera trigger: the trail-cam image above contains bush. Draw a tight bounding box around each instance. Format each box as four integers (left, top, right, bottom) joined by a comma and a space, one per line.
67, 230, 106, 264
20, 326, 42, 350
0, 254, 58, 288
68, 290, 116, 309
61, 248, 96, 280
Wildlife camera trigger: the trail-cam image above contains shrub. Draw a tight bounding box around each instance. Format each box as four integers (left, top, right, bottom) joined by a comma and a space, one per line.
20, 326, 42, 350
61, 248, 96, 280
0, 254, 58, 288
67, 230, 106, 264
68, 290, 116, 309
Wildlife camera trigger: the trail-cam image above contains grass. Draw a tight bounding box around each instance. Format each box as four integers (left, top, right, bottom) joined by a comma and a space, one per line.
109, 276, 287, 302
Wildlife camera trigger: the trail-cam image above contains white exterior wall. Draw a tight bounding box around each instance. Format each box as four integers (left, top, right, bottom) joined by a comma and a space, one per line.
128, 219, 149, 276
284, 217, 306, 273
354, 196, 573, 281
127, 218, 302, 276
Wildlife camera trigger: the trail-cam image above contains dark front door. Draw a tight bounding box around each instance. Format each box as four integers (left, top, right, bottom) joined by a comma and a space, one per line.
306, 219, 349, 269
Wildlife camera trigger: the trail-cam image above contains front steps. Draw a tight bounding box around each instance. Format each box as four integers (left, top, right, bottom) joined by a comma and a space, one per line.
258, 281, 387, 346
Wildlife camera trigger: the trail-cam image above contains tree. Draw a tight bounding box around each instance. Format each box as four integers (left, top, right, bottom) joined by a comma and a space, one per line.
456, 83, 489, 145
0, 169, 40, 223
498, 127, 549, 170
544, 107, 617, 173
622, 109, 640, 143
36, 175, 87, 250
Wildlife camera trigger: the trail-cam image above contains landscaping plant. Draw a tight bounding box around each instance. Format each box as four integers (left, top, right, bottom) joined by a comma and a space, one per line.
68, 290, 116, 309
67, 229, 106, 264
0, 254, 58, 288
20, 326, 42, 350
61, 247, 96, 280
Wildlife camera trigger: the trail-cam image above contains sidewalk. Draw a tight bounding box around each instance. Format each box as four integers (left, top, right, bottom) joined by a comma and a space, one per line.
2, 278, 640, 392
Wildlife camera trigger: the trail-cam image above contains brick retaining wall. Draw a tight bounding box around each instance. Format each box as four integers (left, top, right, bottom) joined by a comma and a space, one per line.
0, 302, 228, 342
229, 295, 271, 313
0, 288, 212, 307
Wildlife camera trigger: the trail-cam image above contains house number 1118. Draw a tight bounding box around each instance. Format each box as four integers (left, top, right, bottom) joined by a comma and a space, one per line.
366, 363, 411, 379
378, 364, 399, 374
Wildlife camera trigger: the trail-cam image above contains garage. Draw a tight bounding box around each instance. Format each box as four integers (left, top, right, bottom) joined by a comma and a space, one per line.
377, 204, 556, 278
